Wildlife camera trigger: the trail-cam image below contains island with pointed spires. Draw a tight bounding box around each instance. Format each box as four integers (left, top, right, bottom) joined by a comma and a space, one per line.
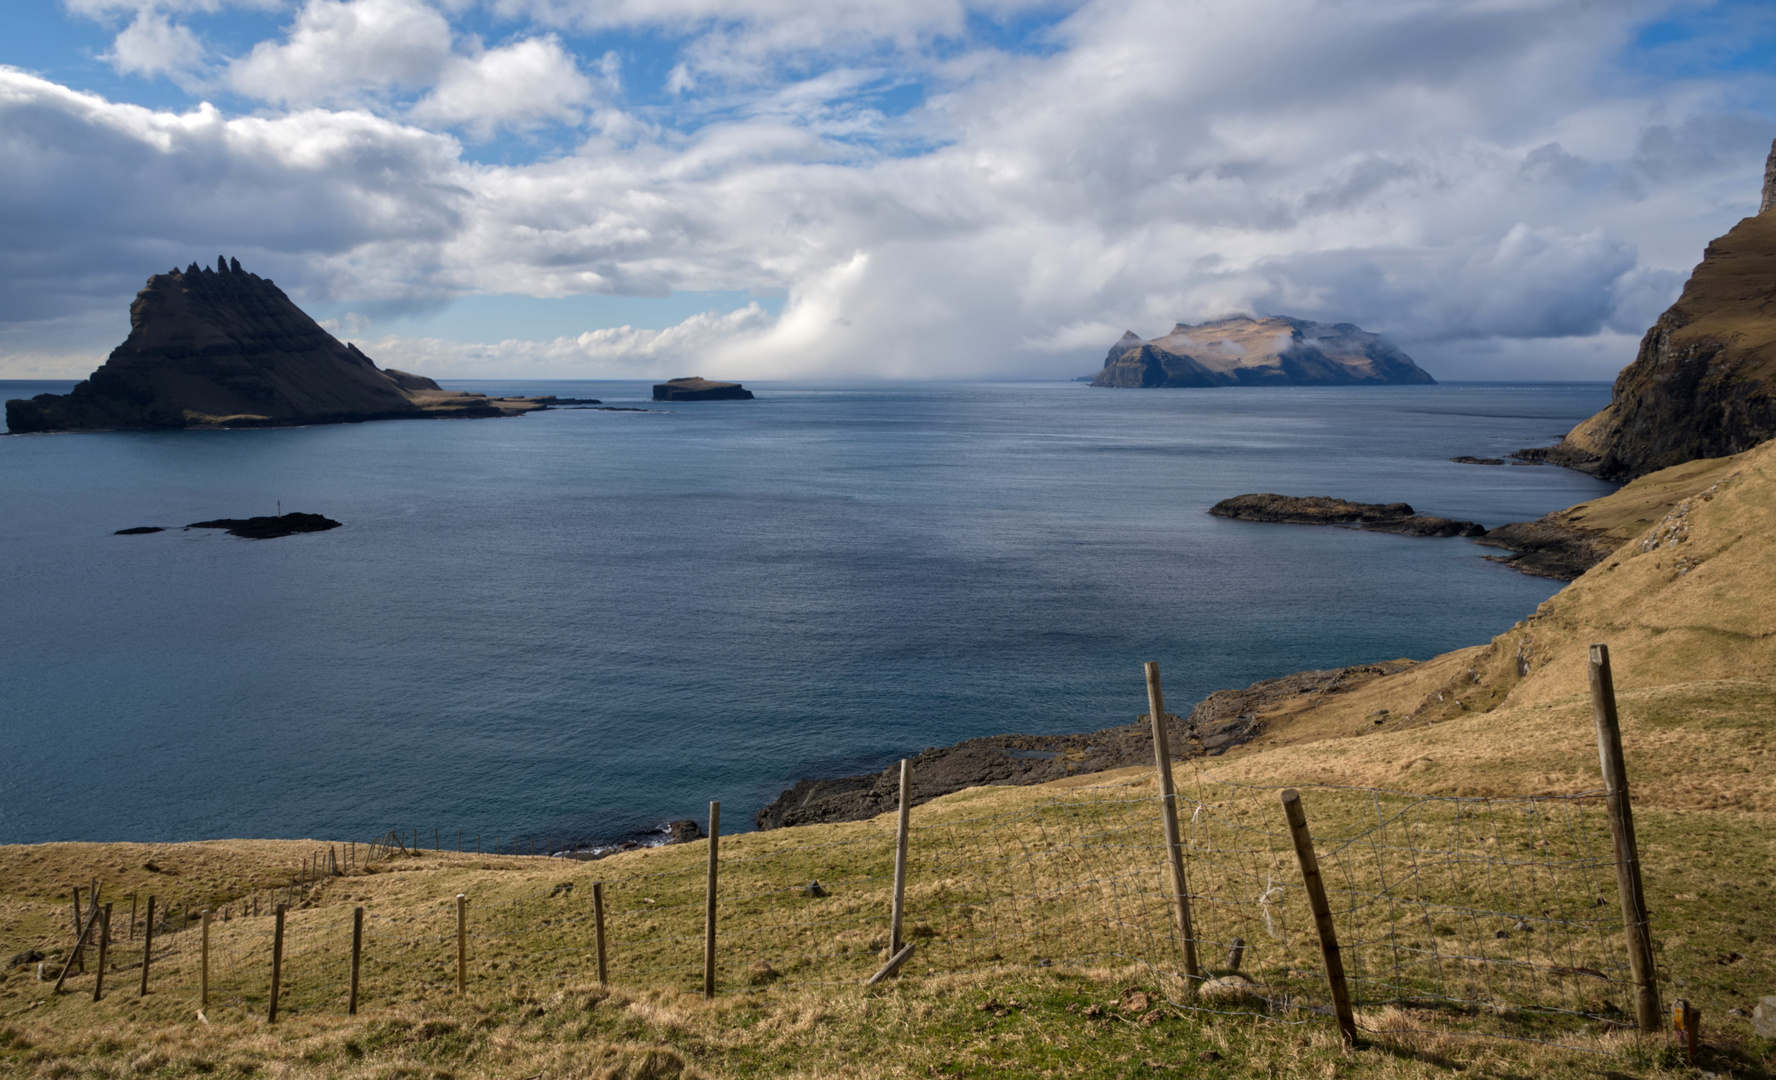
4, 257, 556, 433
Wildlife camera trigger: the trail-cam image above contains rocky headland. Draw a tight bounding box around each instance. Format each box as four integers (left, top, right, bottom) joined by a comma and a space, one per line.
1208, 493, 1487, 537
1091, 315, 1434, 388
1518, 138, 1776, 481
4, 259, 553, 433
653, 377, 754, 401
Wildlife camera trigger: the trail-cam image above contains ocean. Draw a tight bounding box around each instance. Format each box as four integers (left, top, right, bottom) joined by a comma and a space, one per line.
0, 380, 1615, 849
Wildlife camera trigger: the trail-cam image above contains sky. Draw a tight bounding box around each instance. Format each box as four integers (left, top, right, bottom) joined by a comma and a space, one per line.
0, 0, 1772, 382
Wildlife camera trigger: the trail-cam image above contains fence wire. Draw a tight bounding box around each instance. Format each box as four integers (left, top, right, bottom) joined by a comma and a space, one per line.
51, 777, 1637, 1054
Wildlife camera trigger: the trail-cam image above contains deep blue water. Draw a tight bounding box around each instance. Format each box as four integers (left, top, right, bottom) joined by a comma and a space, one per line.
0, 380, 1615, 848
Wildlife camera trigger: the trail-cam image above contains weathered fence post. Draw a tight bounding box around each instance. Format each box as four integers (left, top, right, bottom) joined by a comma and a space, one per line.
52, 904, 101, 993
349, 906, 363, 1015
704, 801, 721, 1000
1280, 789, 1357, 1046
1144, 662, 1202, 986
200, 909, 211, 1008
269, 904, 286, 1023
592, 882, 608, 985
92, 905, 112, 1001
455, 894, 468, 994
1589, 643, 1662, 1031
70, 887, 87, 974
890, 759, 912, 955
138, 895, 155, 997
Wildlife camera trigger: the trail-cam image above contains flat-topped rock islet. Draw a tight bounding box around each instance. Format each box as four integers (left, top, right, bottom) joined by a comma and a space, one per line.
652, 377, 754, 401
1092, 316, 1434, 387
1209, 494, 1486, 537
4, 258, 551, 433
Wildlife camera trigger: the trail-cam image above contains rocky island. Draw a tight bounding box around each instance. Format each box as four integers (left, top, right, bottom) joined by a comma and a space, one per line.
652, 377, 754, 401
4, 258, 554, 433
1209, 493, 1487, 537
1519, 139, 1776, 480
1091, 315, 1434, 387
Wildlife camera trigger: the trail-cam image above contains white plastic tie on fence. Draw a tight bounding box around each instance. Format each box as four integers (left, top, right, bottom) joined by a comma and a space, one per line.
1257, 874, 1287, 943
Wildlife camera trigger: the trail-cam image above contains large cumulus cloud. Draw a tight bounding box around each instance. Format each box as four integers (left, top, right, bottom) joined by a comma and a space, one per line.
3, 0, 1773, 380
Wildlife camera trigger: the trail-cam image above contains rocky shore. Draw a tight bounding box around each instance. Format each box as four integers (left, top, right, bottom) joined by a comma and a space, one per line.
755, 660, 1416, 829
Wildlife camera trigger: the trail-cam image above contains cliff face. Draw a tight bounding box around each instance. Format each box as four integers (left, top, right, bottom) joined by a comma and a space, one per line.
1091, 315, 1434, 388
6, 258, 425, 432
1527, 139, 1776, 481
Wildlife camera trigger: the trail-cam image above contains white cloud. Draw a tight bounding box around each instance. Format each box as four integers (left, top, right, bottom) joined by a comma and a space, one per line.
228, 0, 454, 106
4, 0, 1775, 382
102, 11, 207, 81
360, 303, 774, 377
411, 36, 596, 136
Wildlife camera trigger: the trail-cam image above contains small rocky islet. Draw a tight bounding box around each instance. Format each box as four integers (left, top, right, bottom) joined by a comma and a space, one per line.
115, 512, 342, 540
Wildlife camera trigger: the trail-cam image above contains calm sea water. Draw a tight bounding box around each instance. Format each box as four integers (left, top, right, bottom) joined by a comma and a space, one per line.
0, 380, 1615, 848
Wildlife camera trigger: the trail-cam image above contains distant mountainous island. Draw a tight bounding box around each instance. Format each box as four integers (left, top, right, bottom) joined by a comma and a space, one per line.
4, 258, 552, 433
1091, 315, 1434, 387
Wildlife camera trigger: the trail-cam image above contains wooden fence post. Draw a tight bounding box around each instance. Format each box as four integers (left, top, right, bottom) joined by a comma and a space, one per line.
138, 895, 155, 997
269, 904, 285, 1023
92, 905, 112, 1001
1280, 789, 1357, 1045
1589, 643, 1662, 1031
52, 905, 101, 993
456, 894, 467, 994
349, 906, 363, 1015
890, 760, 912, 955
592, 882, 608, 985
704, 801, 721, 1000
200, 909, 211, 1009
1144, 662, 1202, 985
70, 887, 86, 974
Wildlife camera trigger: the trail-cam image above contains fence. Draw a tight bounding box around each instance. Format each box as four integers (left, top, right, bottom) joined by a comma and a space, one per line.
43, 647, 1660, 1055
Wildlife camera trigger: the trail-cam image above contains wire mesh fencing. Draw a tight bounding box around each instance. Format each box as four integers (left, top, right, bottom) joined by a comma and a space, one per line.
48, 774, 1642, 1054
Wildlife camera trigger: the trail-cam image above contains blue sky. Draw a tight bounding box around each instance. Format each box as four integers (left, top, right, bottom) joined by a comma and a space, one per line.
0, 0, 1771, 380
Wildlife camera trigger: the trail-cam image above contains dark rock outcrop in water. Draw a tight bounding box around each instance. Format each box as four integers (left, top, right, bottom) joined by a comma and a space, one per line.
652, 377, 754, 401
1209, 494, 1487, 538
755, 661, 1417, 829
1519, 139, 1776, 481
4, 258, 548, 433
1091, 316, 1434, 388
188, 513, 341, 539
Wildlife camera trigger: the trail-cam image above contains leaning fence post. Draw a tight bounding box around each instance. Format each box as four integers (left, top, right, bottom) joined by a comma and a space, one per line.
1280, 789, 1357, 1045
592, 882, 608, 985
704, 800, 721, 999
200, 909, 211, 1009
139, 895, 155, 997
1144, 662, 1202, 986
890, 760, 912, 955
269, 904, 285, 1023
1589, 643, 1662, 1031
456, 894, 468, 994
52, 904, 101, 993
92, 905, 112, 1001
350, 906, 363, 1015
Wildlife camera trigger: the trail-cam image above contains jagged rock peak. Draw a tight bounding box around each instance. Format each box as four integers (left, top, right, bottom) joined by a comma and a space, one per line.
1762, 137, 1776, 215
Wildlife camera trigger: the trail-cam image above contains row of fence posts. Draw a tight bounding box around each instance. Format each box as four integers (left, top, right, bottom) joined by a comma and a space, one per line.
47, 647, 1662, 1046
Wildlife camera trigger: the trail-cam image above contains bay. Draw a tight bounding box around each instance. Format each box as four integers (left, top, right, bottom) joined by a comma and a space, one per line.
0, 380, 1614, 847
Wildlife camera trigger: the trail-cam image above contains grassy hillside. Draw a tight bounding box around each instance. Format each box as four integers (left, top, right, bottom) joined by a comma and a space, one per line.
4, 446, 1776, 1078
